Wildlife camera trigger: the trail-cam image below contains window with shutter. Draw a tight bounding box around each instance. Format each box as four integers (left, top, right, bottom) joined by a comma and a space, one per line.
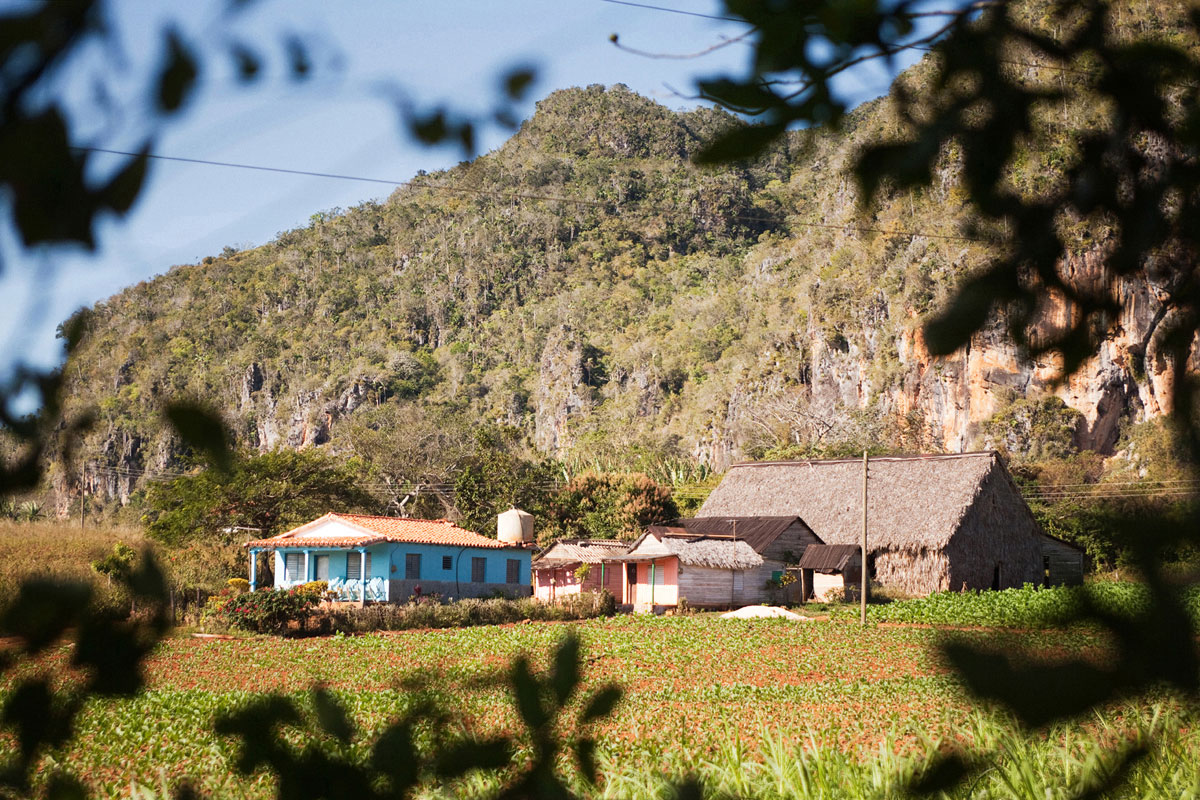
285, 553, 303, 582
346, 551, 372, 581
442, 555, 452, 570
506, 559, 520, 584
471, 557, 486, 583
405, 553, 421, 580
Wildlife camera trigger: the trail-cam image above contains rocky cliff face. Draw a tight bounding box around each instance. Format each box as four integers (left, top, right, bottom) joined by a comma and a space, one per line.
683, 244, 1180, 469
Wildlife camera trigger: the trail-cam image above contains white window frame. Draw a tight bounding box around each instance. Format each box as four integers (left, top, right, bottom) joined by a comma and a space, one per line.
347, 551, 371, 581
285, 552, 304, 582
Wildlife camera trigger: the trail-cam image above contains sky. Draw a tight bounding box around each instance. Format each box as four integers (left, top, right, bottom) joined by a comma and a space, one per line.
0, 0, 926, 386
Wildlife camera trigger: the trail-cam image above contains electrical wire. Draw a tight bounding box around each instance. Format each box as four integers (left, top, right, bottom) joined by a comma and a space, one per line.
598, 0, 749, 24
69, 146, 993, 243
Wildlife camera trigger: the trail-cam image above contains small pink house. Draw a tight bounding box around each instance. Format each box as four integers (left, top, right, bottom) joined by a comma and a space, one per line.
532, 539, 629, 602
609, 517, 821, 611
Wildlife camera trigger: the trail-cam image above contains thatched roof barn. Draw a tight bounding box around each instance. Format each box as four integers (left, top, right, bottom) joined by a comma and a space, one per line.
698, 452, 1083, 595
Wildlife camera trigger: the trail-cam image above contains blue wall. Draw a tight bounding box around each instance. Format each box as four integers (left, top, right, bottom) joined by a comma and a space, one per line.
267, 543, 531, 589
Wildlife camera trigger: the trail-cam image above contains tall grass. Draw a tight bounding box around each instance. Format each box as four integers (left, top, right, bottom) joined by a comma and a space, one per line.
0, 520, 146, 600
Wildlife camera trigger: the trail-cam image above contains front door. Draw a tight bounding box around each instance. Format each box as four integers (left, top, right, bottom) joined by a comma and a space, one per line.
315, 555, 330, 581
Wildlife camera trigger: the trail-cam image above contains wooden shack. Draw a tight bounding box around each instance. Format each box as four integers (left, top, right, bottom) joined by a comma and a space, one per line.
609, 516, 821, 611
697, 452, 1085, 596
797, 544, 862, 601
532, 539, 629, 601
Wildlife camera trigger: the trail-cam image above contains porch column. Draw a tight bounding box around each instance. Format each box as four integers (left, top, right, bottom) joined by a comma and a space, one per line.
249, 549, 258, 592
358, 548, 367, 603
599, 562, 606, 594
304, 549, 312, 583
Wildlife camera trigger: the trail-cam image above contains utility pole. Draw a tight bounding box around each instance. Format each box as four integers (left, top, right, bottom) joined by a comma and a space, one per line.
861, 450, 868, 626
731, 519, 738, 607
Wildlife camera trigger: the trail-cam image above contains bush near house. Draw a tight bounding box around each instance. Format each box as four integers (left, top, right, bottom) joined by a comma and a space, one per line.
201, 589, 616, 636
318, 590, 616, 633
203, 585, 321, 635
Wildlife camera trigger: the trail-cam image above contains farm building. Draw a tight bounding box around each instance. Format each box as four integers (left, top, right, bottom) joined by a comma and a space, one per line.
796, 544, 862, 601
697, 452, 1084, 596
608, 516, 821, 612
532, 539, 630, 601
245, 513, 534, 602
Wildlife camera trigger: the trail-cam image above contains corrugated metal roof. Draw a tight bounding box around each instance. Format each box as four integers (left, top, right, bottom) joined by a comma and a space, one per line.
246, 513, 516, 550
532, 539, 632, 568
797, 544, 861, 571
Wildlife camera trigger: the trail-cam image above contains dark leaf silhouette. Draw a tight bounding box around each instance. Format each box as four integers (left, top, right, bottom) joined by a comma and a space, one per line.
164, 401, 233, 473
156, 30, 198, 112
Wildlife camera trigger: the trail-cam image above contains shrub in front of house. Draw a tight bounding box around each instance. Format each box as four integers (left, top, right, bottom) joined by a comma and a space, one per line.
204, 586, 319, 635
319, 590, 616, 634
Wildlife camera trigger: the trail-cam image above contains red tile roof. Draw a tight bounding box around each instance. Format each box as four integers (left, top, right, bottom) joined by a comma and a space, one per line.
245, 513, 517, 550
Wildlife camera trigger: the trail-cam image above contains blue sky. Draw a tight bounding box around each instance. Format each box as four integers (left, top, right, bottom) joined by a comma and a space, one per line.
0, 0, 924, 383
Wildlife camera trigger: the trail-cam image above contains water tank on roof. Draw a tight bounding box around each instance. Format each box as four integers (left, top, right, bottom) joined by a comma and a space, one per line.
498, 507, 534, 544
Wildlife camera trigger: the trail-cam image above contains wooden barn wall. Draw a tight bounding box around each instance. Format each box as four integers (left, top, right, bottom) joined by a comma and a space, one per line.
758, 521, 823, 563
675, 560, 782, 607
946, 466, 1043, 591
1041, 538, 1085, 586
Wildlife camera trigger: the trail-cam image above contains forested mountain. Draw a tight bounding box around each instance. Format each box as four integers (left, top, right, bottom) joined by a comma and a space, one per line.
57, 33, 1185, 509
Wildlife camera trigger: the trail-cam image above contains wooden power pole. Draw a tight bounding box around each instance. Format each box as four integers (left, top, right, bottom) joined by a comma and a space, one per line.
861, 449, 868, 626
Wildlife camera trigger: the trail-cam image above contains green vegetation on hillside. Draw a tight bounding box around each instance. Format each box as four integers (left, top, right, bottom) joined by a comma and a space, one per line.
57, 80, 995, 499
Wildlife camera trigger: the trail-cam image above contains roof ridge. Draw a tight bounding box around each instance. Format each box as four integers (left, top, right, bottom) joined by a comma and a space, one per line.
729, 451, 997, 468
333, 511, 461, 526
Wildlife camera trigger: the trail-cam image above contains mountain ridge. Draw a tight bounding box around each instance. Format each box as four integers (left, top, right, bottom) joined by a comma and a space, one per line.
54, 75, 1173, 510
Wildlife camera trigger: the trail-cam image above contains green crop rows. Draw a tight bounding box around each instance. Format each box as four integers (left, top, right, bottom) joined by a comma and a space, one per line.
829, 582, 1200, 628
4, 615, 1198, 798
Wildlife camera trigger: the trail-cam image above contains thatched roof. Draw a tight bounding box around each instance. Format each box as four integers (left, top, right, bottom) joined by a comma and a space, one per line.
532, 539, 631, 569
612, 531, 763, 570
648, 516, 818, 553
697, 452, 1006, 551
797, 544, 860, 571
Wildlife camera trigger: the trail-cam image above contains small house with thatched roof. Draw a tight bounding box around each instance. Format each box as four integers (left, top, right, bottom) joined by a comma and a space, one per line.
607, 516, 821, 611
697, 452, 1084, 596
532, 539, 630, 601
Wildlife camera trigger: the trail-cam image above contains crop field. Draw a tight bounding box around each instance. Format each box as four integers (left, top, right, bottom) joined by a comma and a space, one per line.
5, 614, 1198, 799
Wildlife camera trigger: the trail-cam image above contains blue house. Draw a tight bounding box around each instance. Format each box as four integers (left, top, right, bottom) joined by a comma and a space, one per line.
245, 513, 534, 602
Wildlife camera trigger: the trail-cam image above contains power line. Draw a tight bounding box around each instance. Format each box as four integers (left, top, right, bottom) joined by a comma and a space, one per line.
598, 0, 749, 23
69, 146, 990, 243
70, 147, 609, 209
